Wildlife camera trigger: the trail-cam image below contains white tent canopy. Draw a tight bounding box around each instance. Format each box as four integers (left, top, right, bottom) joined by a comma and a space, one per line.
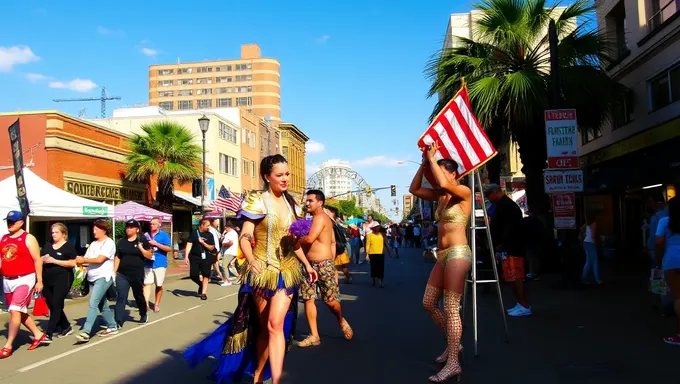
0, 168, 114, 234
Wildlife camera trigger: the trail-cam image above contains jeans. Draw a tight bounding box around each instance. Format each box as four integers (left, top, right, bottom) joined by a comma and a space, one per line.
115, 273, 147, 326
582, 242, 600, 282
350, 238, 362, 263
82, 277, 117, 334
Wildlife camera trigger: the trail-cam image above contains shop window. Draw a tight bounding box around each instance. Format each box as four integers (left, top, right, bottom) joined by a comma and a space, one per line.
581, 128, 602, 145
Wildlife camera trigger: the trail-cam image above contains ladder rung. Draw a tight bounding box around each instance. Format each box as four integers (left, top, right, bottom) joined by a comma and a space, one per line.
473, 226, 488, 230
466, 279, 499, 284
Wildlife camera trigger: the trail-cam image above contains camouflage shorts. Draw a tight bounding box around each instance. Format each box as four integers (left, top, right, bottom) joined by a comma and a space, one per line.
300, 259, 339, 303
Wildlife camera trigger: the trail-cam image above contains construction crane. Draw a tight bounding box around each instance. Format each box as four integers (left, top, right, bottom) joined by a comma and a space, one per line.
53, 87, 121, 118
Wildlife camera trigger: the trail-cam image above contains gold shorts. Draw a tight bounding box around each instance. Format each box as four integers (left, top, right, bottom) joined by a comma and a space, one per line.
436, 245, 472, 267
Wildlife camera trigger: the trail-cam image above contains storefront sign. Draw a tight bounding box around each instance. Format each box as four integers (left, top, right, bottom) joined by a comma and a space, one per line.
65, 178, 145, 203
544, 170, 584, 193
83, 206, 109, 216
8, 119, 30, 216
552, 193, 576, 229
545, 109, 578, 169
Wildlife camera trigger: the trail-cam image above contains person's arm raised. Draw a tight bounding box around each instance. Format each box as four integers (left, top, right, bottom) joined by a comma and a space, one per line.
426, 142, 470, 201
409, 152, 440, 202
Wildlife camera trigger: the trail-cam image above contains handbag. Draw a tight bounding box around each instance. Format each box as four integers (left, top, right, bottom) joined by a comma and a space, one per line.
649, 268, 668, 295
32, 296, 50, 317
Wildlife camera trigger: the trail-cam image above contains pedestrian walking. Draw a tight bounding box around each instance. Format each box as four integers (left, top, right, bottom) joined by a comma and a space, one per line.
0, 210, 47, 358
185, 218, 217, 300
114, 220, 152, 327
366, 222, 391, 287
219, 221, 239, 286
143, 217, 172, 313
654, 197, 680, 345
40, 223, 77, 343
580, 213, 602, 284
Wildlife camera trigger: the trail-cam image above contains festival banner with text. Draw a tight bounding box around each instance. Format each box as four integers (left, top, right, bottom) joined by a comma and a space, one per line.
8, 119, 30, 216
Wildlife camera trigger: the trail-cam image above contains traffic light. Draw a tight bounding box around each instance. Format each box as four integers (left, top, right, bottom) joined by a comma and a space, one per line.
192, 178, 203, 197
365, 185, 372, 196
390, 185, 396, 196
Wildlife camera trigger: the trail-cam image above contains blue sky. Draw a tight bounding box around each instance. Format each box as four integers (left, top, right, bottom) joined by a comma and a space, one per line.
1, 0, 477, 220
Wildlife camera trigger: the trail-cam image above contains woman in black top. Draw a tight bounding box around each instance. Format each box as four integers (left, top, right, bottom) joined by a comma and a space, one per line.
40, 223, 78, 343
114, 220, 152, 327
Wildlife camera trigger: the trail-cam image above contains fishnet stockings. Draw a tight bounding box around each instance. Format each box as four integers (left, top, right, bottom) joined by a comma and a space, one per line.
423, 285, 462, 364
428, 291, 462, 382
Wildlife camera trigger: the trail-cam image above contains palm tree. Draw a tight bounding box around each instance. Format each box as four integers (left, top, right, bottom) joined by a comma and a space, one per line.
426, 0, 626, 213
126, 121, 202, 212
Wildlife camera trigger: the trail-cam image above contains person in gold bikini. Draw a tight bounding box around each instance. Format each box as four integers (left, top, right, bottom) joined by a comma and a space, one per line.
409, 143, 472, 382
184, 154, 318, 384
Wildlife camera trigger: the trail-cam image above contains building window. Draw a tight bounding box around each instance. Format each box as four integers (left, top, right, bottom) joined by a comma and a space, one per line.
649, 64, 680, 111
197, 78, 213, 84
158, 91, 174, 97
216, 65, 232, 72
612, 90, 634, 129
242, 127, 247, 144
236, 97, 252, 106
648, 0, 679, 33
282, 146, 289, 160
260, 136, 266, 153
248, 131, 256, 148
235, 86, 252, 93
581, 128, 602, 145
197, 66, 213, 73
235, 64, 252, 71
242, 158, 249, 176
178, 79, 193, 85
158, 80, 173, 87
178, 100, 193, 110
177, 89, 193, 96
196, 88, 212, 95
197, 99, 212, 108
235, 75, 252, 82
216, 76, 232, 83
216, 87, 232, 94
158, 69, 174, 76
219, 122, 238, 143
219, 153, 238, 176
251, 160, 256, 178
178, 68, 193, 74
216, 98, 232, 107
159, 101, 173, 110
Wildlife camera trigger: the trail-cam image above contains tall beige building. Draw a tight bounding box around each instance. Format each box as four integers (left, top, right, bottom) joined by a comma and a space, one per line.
148, 44, 281, 123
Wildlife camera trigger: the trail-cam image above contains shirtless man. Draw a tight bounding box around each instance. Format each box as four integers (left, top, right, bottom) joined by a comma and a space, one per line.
297, 190, 353, 347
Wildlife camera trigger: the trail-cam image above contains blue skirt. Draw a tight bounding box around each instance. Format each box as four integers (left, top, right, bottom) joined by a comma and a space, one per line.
183, 275, 299, 383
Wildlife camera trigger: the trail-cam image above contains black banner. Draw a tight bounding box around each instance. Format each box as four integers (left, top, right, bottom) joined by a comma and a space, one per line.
8, 119, 30, 216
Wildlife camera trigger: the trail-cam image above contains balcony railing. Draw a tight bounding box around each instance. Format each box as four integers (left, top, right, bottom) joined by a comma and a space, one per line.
648, 0, 678, 33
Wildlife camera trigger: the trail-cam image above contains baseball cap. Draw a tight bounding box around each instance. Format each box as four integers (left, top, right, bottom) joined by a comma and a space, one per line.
4, 210, 24, 222
125, 219, 140, 228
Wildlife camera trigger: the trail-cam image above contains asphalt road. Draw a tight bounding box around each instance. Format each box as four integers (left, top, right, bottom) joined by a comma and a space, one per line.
1, 247, 679, 383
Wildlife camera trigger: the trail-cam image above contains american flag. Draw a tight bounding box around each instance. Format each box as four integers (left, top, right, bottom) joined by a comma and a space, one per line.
208, 185, 243, 213
417, 82, 497, 184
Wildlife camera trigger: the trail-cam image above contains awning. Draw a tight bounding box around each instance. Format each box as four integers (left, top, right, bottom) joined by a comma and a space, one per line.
173, 191, 201, 206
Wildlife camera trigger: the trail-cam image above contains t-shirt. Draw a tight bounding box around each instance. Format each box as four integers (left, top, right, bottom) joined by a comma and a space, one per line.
145, 230, 171, 269
490, 195, 524, 253
85, 238, 116, 283
366, 232, 385, 255
655, 216, 680, 271
189, 230, 216, 262
41, 241, 77, 279
222, 230, 239, 256
116, 236, 151, 279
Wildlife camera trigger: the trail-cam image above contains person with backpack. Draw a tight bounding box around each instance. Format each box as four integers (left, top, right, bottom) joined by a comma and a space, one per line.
325, 206, 353, 284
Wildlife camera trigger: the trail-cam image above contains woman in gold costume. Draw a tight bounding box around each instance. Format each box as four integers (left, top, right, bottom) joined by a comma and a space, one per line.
409, 143, 472, 382
184, 154, 318, 384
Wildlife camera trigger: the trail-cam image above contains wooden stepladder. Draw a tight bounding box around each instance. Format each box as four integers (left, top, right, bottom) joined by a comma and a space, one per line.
461, 170, 510, 358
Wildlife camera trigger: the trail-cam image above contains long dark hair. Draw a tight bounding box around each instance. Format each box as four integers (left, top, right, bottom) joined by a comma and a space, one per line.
260, 154, 298, 218
668, 197, 680, 234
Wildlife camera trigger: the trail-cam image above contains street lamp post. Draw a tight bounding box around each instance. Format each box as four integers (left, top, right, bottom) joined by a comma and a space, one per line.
397, 160, 422, 166
198, 115, 210, 210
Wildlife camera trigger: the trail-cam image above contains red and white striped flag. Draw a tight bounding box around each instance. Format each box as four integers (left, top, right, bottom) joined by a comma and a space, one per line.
208, 185, 243, 213
417, 82, 497, 184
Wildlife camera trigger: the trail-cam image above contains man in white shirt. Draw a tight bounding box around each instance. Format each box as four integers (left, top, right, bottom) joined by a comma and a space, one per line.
220, 221, 239, 286
208, 219, 223, 283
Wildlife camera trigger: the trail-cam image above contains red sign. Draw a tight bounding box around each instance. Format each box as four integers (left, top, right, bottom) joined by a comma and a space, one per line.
548, 156, 579, 169
552, 192, 576, 229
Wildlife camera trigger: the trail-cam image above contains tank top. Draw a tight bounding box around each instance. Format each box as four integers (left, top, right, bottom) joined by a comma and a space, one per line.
584, 225, 595, 243
1, 232, 36, 277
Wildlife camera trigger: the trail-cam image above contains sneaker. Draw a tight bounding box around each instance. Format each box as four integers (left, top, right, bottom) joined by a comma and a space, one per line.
140, 314, 148, 324
99, 328, 119, 337
75, 332, 90, 343
508, 305, 532, 317
220, 280, 232, 287
663, 334, 680, 345
506, 303, 521, 313
57, 326, 74, 338
41, 335, 53, 345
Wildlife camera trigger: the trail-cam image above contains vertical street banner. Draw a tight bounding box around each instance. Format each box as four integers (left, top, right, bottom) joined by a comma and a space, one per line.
8, 119, 30, 216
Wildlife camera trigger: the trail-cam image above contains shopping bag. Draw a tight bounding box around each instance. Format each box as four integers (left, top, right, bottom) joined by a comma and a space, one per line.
32, 296, 50, 317
649, 268, 668, 295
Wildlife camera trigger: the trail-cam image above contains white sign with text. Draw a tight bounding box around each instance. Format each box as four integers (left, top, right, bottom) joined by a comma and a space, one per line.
544, 170, 584, 193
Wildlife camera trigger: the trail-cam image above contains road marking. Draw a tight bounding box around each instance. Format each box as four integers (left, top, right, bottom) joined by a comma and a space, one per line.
17, 290, 239, 373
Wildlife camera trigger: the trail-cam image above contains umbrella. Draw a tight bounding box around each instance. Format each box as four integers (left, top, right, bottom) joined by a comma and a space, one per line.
344, 218, 366, 225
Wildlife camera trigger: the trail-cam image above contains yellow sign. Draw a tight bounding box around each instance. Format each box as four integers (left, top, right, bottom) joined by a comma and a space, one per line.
64, 178, 145, 203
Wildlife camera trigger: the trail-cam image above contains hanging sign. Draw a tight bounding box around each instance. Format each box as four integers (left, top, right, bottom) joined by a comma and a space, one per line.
8, 119, 30, 216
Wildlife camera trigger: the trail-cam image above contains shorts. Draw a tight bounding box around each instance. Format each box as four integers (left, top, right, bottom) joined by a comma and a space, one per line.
3, 273, 36, 313
501, 255, 525, 282
334, 250, 351, 266
144, 267, 167, 286
393, 239, 400, 249
300, 259, 339, 303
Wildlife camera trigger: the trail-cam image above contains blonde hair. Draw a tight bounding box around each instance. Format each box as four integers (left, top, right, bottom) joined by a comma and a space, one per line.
51, 222, 68, 237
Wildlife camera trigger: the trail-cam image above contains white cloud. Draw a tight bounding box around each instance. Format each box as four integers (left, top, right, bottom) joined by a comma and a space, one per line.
305, 140, 325, 153
316, 35, 330, 44
140, 47, 158, 56
351, 155, 403, 168
25, 73, 49, 82
49, 78, 98, 92
0, 46, 40, 72
97, 26, 124, 37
